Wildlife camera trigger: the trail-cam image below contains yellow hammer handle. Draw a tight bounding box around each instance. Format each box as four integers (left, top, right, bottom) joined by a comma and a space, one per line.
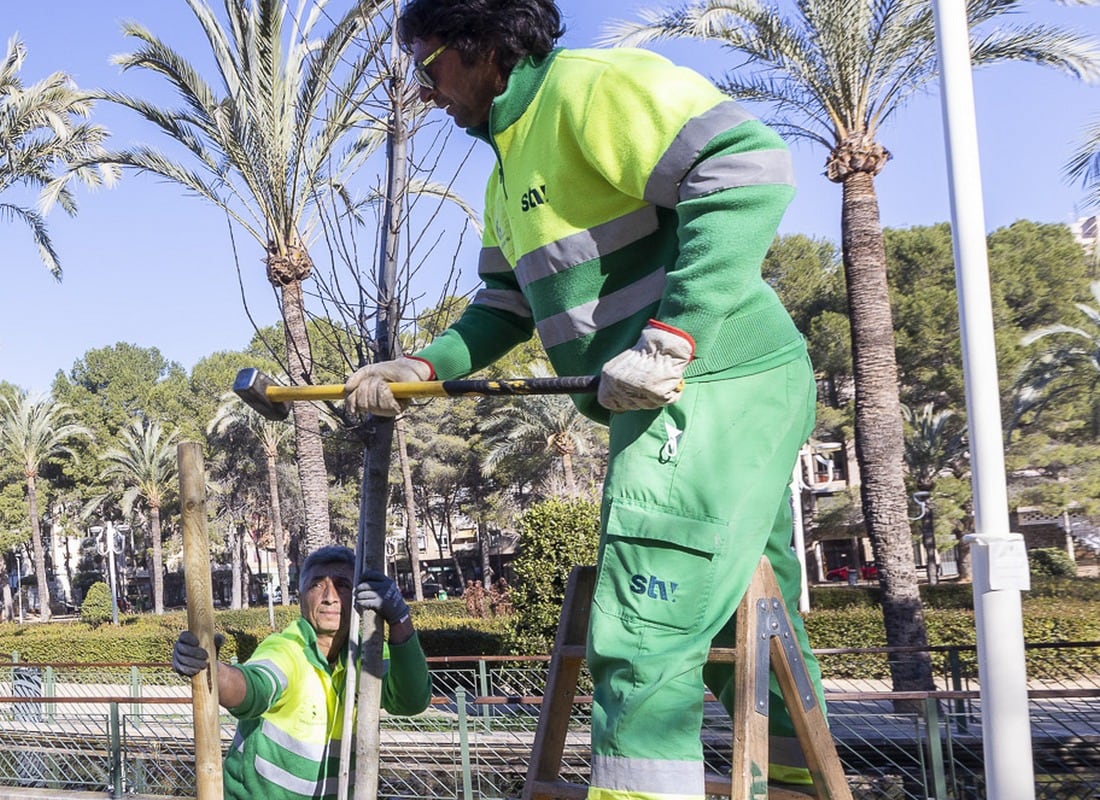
265, 382, 446, 403
263, 376, 685, 404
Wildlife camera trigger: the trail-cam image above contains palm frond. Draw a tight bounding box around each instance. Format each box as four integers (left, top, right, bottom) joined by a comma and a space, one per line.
1065, 116, 1100, 207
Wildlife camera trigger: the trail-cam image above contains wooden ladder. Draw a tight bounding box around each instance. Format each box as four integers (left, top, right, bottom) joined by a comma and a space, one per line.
522, 557, 853, 800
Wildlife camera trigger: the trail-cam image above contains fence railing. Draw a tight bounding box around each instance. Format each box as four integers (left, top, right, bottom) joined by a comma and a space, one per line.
1, 643, 1098, 799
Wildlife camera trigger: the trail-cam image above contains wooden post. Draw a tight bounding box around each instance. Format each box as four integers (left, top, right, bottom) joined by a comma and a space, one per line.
178, 441, 223, 799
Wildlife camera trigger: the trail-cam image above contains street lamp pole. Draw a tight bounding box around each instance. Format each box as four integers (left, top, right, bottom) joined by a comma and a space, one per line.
93, 522, 124, 626
932, 1, 1035, 796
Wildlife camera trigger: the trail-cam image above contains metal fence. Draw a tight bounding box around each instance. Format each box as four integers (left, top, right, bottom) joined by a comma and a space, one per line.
1, 643, 1097, 799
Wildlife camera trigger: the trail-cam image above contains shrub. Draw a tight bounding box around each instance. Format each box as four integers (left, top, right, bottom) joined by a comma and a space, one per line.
80, 582, 114, 626
1028, 547, 1077, 578
504, 498, 600, 655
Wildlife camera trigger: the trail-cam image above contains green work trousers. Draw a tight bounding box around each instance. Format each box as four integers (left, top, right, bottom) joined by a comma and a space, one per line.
586, 352, 823, 800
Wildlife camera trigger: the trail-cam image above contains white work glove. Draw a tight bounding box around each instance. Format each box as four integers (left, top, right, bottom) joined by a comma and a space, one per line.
344, 356, 433, 417
598, 322, 694, 412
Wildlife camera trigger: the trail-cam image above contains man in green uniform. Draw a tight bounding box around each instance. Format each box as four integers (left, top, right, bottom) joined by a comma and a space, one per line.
344, 2, 825, 799
171, 545, 431, 800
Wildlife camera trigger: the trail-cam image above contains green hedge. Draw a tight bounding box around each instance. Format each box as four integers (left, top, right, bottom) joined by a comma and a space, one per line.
1, 588, 1096, 682
809, 575, 1100, 611
0, 598, 510, 665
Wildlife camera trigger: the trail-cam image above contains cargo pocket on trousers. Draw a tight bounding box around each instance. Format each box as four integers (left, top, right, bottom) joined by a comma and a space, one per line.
594, 498, 725, 631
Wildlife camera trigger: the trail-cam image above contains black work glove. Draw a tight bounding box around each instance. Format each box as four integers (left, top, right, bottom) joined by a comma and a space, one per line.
355, 568, 410, 626
171, 631, 224, 677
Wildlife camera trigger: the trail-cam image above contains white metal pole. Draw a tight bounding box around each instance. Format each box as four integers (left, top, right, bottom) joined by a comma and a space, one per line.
266, 549, 275, 631
16, 554, 23, 625
107, 522, 120, 626
931, 1, 1035, 797
790, 459, 810, 612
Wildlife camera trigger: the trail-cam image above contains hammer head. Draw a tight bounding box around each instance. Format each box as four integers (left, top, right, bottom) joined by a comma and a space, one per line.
233, 368, 291, 422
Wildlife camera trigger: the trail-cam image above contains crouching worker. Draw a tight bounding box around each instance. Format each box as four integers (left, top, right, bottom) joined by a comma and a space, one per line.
171, 545, 431, 799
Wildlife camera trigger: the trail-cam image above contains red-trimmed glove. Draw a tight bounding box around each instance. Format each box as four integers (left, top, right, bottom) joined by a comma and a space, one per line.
598, 321, 694, 412
344, 356, 433, 417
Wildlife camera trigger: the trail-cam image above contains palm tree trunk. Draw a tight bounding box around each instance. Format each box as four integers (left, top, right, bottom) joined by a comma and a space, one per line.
25, 474, 51, 622
841, 171, 933, 696
395, 416, 424, 601
265, 451, 291, 605
561, 451, 577, 496
150, 505, 165, 613
280, 279, 331, 555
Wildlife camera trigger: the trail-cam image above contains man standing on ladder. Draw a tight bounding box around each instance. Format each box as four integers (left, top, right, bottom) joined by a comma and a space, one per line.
171, 545, 431, 799
344, 1, 825, 797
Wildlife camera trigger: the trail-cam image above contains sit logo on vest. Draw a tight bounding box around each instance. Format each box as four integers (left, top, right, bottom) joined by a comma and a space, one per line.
520, 185, 548, 212
630, 574, 678, 601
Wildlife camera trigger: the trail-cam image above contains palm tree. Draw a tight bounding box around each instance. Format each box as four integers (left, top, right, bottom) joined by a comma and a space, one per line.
1013, 280, 1100, 436
60, 0, 393, 554
480, 370, 602, 499
0, 36, 117, 278
1066, 116, 1100, 212
100, 417, 179, 614
209, 395, 293, 605
602, 0, 1100, 693
0, 393, 91, 621
902, 403, 967, 585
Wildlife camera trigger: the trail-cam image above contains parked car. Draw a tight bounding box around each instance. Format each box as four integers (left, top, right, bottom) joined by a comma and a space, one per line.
825, 563, 878, 582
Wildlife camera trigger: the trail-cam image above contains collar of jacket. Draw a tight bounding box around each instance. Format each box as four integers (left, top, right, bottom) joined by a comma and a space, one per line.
467, 48, 563, 143
293, 617, 345, 674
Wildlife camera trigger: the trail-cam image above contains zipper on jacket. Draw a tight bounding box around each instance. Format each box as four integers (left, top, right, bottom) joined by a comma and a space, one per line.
487, 102, 508, 200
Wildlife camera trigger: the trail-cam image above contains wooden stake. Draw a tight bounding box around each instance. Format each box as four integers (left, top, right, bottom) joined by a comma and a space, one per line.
178, 441, 223, 800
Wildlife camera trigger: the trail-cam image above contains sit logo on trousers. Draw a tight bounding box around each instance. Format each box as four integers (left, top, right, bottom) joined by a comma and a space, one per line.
629, 574, 678, 601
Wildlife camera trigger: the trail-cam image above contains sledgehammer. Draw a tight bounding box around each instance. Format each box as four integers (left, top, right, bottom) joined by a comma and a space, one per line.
233, 367, 600, 421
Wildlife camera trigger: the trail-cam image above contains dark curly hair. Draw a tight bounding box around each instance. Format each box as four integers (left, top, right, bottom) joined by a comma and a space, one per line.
397, 0, 565, 75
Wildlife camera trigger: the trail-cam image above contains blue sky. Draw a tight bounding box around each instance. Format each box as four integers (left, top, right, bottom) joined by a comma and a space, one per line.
2, 0, 1098, 396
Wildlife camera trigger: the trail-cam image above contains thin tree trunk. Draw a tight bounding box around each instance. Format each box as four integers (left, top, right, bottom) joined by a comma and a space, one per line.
841, 171, 933, 698
1, 561, 13, 622
922, 511, 939, 586
265, 450, 291, 605
447, 509, 465, 591
25, 474, 51, 622
395, 415, 423, 601
478, 521, 493, 590
280, 279, 331, 555
151, 505, 165, 613
352, 38, 410, 800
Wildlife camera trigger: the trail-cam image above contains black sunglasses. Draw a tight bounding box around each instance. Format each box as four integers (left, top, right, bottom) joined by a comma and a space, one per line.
413, 44, 448, 90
